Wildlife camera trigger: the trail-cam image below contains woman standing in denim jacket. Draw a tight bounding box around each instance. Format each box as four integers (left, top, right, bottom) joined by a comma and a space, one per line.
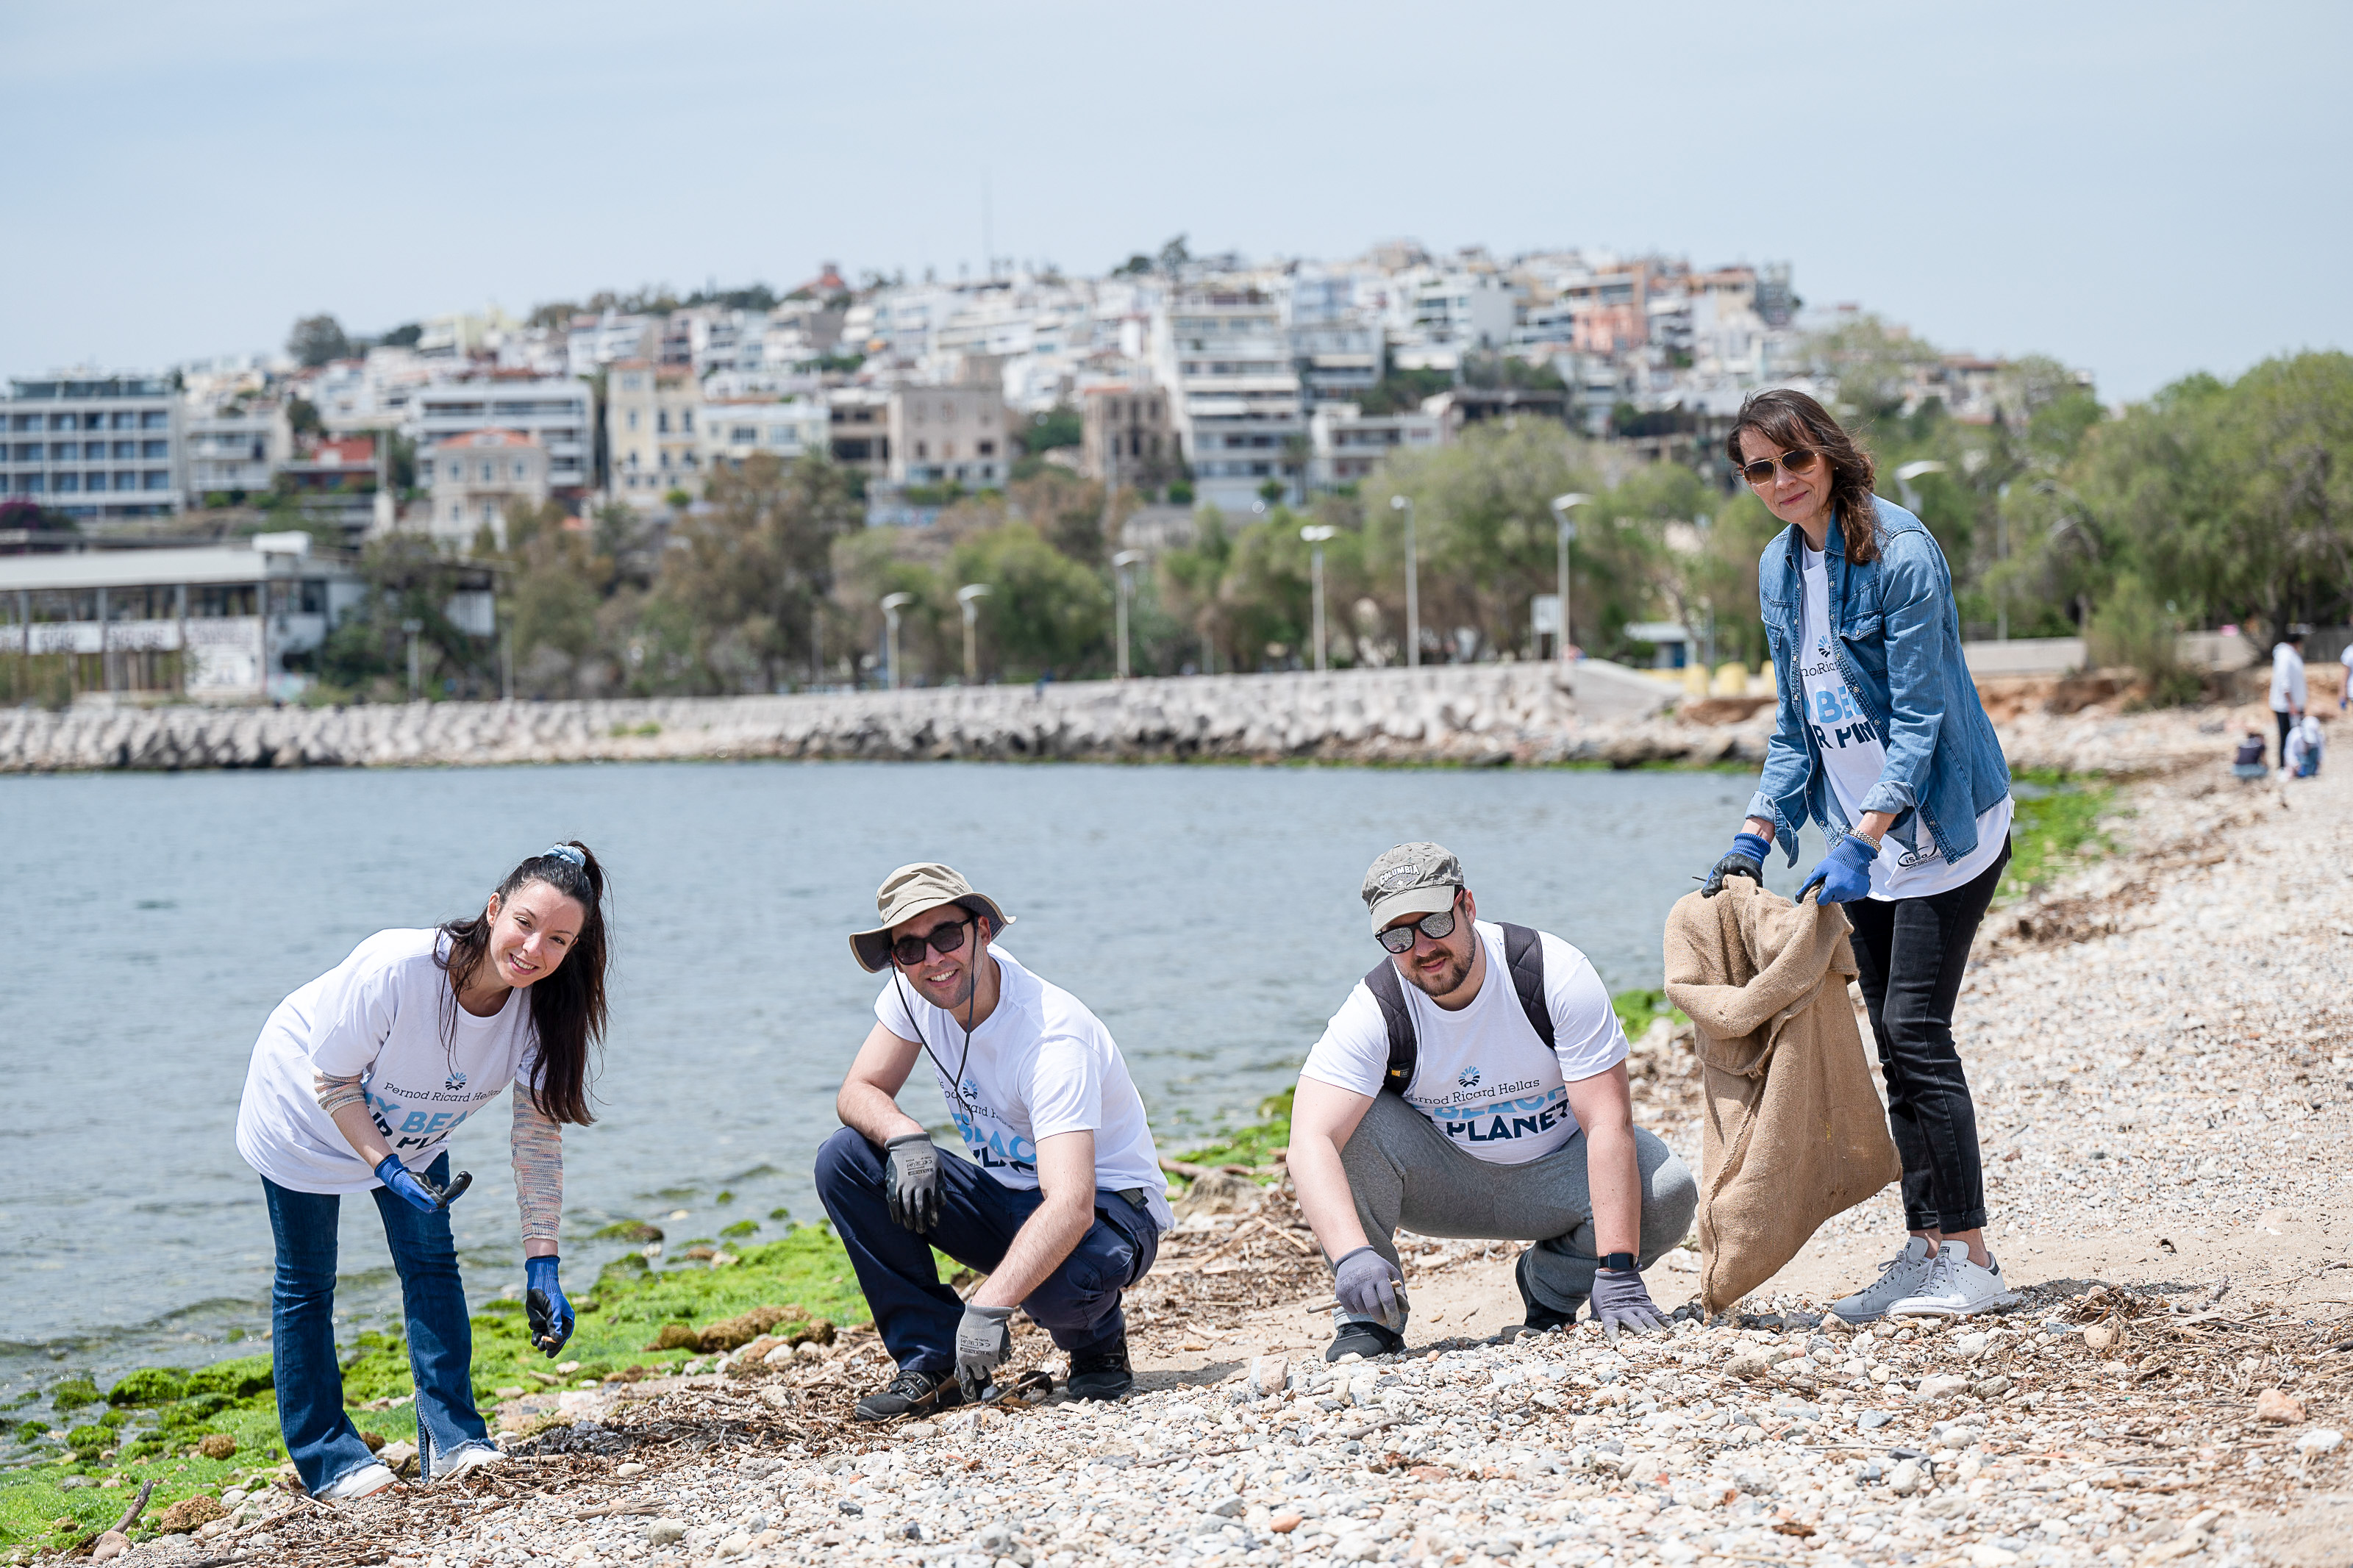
1699, 389, 2018, 1322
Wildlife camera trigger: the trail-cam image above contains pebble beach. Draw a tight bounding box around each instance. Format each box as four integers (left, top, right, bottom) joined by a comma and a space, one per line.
35, 699, 2353, 1568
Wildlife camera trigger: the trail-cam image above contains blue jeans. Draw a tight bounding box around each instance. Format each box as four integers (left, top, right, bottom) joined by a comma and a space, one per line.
814, 1128, 1159, 1375
261, 1153, 490, 1494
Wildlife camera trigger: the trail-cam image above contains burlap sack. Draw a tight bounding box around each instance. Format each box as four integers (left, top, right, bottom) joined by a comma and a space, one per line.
1663, 878, 1901, 1314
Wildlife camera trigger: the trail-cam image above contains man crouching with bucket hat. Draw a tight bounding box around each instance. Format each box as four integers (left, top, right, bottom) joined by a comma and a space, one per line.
816, 862, 1171, 1419
1288, 843, 1699, 1360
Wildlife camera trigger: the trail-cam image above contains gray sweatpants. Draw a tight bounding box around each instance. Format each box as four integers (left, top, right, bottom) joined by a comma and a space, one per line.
1335, 1090, 1699, 1325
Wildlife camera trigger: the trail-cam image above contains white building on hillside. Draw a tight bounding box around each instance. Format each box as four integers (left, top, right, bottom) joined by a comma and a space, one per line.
0, 373, 185, 521
1307, 402, 1442, 490
406, 376, 593, 494
604, 361, 700, 506
185, 404, 292, 500
1155, 289, 1304, 509
886, 384, 1010, 489
426, 430, 550, 548
699, 398, 830, 472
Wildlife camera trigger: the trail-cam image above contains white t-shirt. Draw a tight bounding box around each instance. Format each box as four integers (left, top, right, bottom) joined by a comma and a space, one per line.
1798, 542, 2013, 900
237, 928, 541, 1195
2273, 642, 2309, 712
876, 946, 1173, 1232
1299, 921, 1627, 1166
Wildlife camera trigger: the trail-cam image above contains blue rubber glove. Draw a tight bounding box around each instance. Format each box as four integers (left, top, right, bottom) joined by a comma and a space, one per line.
374, 1153, 463, 1214
525, 1256, 574, 1357
1701, 831, 1771, 898
1798, 834, 1879, 905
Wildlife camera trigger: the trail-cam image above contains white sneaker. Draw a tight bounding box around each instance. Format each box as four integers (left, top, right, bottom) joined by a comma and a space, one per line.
1888, 1241, 2021, 1318
1830, 1236, 1939, 1324
315, 1461, 397, 1501
429, 1441, 504, 1485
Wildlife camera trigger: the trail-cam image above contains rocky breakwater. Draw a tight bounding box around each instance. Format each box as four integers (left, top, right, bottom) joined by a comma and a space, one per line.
0, 660, 2244, 776
0, 661, 1690, 773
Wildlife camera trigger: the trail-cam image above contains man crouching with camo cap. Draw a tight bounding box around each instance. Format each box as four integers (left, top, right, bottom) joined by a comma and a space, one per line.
1288, 842, 1699, 1359
817, 862, 1173, 1420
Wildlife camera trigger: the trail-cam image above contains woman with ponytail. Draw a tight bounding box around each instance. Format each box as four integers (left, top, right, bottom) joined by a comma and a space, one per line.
235, 842, 610, 1499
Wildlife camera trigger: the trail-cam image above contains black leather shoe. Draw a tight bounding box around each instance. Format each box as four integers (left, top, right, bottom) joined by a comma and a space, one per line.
852, 1367, 965, 1422
1066, 1336, 1134, 1401
1324, 1320, 1404, 1361
1513, 1250, 1583, 1335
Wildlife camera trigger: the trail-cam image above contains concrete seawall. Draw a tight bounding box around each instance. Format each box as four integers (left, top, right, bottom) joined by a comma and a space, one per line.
0, 659, 2227, 776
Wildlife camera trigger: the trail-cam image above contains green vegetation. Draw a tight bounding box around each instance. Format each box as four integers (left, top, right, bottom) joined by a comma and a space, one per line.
2003, 772, 2117, 895
1176, 1087, 1294, 1173
1, 1225, 868, 1552
1610, 988, 1687, 1039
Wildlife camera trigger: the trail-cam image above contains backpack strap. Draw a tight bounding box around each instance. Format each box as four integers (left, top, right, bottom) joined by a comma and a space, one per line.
1363, 959, 1418, 1096
1499, 923, 1554, 1049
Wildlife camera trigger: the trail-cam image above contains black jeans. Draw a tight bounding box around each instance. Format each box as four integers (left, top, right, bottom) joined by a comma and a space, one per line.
2277, 709, 2296, 767
1843, 837, 2011, 1234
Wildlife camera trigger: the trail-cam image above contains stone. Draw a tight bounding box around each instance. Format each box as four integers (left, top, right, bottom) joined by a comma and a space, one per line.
902, 1420, 938, 1439
90, 1533, 130, 1563
1887, 1460, 1922, 1495
615, 1461, 646, 1478
1858, 1410, 1896, 1430
1965, 1546, 2019, 1567
756, 1386, 796, 1411
196, 1432, 239, 1459
1270, 1511, 1304, 1533
2296, 1427, 2343, 1455
1251, 1356, 1290, 1397
159, 1494, 227, 1533
379, 1439, 420, 1478
2081, 1323, 2121, 1356
1973, 1374, 2014, 1398
716, 1532, 752, 1557
1334, 1533, 1381, 1563
1210, 1495, 1246, 1518
646, 1518, 688, 1546
2256, 1388, 2307, 1425
1915, 1374, 1971, 1401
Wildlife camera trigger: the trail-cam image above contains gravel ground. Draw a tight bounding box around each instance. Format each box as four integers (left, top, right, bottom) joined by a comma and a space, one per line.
102, 707, 2353, 1568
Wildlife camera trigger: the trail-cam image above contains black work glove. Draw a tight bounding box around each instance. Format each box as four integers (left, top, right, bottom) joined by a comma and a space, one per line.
1701, 831, 1772, 898
884, 1134, 942, 1233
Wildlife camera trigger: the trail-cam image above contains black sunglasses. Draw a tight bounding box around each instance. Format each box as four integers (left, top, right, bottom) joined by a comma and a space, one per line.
1738, 447, 1824, 486
1377, 896, 1462, 954
890, 917, 973, 969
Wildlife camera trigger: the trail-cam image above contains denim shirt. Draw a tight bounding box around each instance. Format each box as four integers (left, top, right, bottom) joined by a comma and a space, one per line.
1746, 495, 2012, 867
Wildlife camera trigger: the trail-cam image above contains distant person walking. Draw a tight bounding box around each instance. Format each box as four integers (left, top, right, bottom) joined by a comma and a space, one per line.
1700, 388, 2018, 1322
2272, 628, 2308, 766
235, 844, 610, 1500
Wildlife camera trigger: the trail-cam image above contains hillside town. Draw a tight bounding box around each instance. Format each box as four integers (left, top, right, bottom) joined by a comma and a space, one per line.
1, 243, 2038, 545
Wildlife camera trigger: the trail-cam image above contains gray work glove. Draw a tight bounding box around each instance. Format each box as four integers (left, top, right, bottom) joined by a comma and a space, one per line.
1332, 1246, 1404, 1320
955, 1303, 1015, 1400
884, 1134, 941, 1233
1590, 1268, 1668, 1341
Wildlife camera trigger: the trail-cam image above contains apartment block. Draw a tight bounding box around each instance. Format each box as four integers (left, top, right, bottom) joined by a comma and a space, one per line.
0, 375, 185, 521
605, 361, 701, 505
426, 430, 550, 548
1156, 289, 1304, 509
185, 403, 292, 500
886, 384, 1009, 489
699, 398, 831, 472
1307, 403, 1442, 490
406, 376, 592, 493
1079, 385, 1179, 490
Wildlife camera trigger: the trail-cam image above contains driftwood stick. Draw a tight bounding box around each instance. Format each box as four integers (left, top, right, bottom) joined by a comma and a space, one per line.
110, 1478, 158, 1534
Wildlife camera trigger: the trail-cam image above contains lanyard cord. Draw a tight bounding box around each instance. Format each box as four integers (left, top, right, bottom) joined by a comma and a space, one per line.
892, 962, 981, 1122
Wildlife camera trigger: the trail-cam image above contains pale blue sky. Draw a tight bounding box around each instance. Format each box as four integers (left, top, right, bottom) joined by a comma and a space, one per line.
2, 1, 2343, 401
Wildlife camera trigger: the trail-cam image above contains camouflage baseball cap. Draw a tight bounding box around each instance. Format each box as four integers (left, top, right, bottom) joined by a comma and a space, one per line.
1360, 842, 1465, 933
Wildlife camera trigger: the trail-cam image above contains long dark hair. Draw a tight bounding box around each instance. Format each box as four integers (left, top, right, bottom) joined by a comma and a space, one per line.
1725, 388, 1882, 565
437, 841, 609, 1125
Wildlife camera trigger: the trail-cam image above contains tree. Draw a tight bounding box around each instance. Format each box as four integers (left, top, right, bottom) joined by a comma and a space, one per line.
1008, 468, 1108, 563
1157, 235, 1190, 276
1016, 404, 1083, 454
950, 522, 1112, 678
653, 454, 864, 691
288, 314, 354, 368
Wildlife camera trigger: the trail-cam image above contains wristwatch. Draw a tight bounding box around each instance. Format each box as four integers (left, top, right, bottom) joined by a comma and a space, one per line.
1602, 1251, 1637, 1274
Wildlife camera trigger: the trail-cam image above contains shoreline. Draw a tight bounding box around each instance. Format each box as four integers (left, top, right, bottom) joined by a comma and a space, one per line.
10, 707, 2349, 1564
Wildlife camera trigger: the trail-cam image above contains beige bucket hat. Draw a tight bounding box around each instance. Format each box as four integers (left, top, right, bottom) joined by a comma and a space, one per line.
849, 862, 1015, 973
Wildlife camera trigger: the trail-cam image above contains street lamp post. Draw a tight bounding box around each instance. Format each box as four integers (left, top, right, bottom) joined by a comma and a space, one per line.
880, 592, 914, 691
1112, 551, 1145, 679
1390, 494, 1418, 667
1299, 524, 1337, 672
1893, 459, 1947, 518
401, 618, 424, 703
1549, 493, 1592, 663
956, 583, 991, 684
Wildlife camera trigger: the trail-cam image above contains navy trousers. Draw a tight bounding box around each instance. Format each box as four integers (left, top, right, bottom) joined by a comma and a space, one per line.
814, 1127, 1158, 1375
